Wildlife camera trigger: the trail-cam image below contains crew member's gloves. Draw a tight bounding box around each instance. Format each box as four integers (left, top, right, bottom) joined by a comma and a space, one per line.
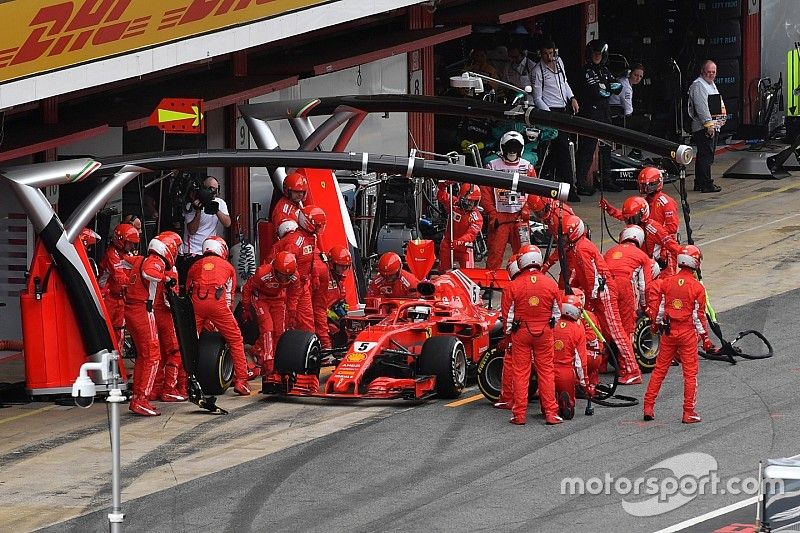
598, 198, 609, 212
549, 316, 557, 328
497, 336, 510, 353
702, 337, 716, 353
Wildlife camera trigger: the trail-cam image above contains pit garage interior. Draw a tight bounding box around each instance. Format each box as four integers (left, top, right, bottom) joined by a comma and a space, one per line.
0, 0, 781, 343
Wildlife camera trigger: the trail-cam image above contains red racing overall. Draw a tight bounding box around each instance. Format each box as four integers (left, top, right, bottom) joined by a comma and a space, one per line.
269, 228, 318, 332
553, 318, 588, 415
481, 158, 533, 269
242, 263, 293, 374
603, 242, 653, 339
501, 268, 561, 424
97, 246, 131, 352
437, 185, 483, 270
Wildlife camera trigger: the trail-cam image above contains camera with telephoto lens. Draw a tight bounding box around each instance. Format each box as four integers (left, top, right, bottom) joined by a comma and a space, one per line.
197, 186, 219, 215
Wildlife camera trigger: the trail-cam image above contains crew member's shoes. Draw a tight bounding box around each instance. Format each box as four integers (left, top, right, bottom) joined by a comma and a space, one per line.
576, 185, 596, 196
233, 379, 252, 396
129, 398, 161, 416
601, 180, 623, 193
619, 372, 643, 385
509, 416, 526, 425
701, 183, 722, 193
558, 391, 575, 420
160, 389, 188, 402
545, 414, 563, 425
493, 401, 511, 410
682, 413, 702, 424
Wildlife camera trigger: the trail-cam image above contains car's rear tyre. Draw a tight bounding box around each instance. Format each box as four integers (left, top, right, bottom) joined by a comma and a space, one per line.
634, 316, 659, 373
196, 331, 232, 395
418, 336, 466, 399
274, 330, 321, 376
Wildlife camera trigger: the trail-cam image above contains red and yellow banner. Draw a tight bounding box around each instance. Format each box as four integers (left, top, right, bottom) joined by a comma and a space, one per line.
0, 0, 328, 83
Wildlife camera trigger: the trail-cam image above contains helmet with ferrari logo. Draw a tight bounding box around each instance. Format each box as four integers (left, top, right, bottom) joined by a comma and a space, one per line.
297, 205, 326, 235
283, 172, 308, 204
202, 236, 228, 261
517, 244, 543, 271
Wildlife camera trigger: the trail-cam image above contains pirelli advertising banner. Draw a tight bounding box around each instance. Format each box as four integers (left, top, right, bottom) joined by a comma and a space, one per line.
0, 0, 328, 83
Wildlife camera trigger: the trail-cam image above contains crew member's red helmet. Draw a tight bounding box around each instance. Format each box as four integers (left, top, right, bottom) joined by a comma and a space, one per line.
378, 252, 402, 281
112, 223, 140, 253
564, 215, 586, 243
619, 225, 646, 248
283, 172, 308, 204
202, 236, 228, 261
621, 196, 650, 225
638, 167, 664, 195
458, 184, 481, 211
561, 293, 584, 321
517, 244, 543, 271
148, 231, 182, 268
676, 245, 702, 271
328, 245, 352, 279
297, 205, 326, 234
272, 251, 298, 284
78, 227, 100, 248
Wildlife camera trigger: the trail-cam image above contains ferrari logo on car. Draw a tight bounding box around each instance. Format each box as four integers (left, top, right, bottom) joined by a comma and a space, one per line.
672, 299, 683, 310
528, 295, 540, 306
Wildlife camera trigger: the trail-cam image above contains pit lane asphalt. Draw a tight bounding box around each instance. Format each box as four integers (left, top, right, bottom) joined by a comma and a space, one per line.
36, 287, 799, 533
3, 148, 800, 532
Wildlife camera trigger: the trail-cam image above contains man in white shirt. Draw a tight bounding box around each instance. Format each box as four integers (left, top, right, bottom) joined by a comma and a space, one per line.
531, 40, 580, 202
177, 176, 232, 281
688, 60, 726, 193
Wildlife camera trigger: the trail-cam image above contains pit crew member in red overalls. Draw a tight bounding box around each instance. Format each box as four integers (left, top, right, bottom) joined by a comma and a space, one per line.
124, 231, 182, 416
600, 167, 679, 238
557, 215, 642, 384
269, 205, 326, 333
573, 287, 604, 391
312, 245, 352, 350
553, 293, 588, 420
643, 245, 717, 423
437, 182, 483, 270
242, 251, 298, 377
500, 244, 562, 425
98, 223, 139, 352
482, 131, 535, 269
494, 252, 522, 410
149, 252, 187, 403
187, 236, 251, 396
603, 225, 653, 339
367, 252, 420, 299
271, 172, 307, 228
602, 194, 681, 274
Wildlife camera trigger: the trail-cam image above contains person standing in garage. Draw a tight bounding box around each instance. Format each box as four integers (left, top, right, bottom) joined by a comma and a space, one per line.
688, 60, 726, 193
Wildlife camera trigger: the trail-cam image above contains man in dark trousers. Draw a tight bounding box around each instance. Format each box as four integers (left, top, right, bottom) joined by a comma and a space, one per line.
574, 39, 623, 195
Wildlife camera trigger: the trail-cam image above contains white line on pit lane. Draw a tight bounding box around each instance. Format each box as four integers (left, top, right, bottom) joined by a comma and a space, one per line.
696, 212, 800, 247
653, 452, 800, 533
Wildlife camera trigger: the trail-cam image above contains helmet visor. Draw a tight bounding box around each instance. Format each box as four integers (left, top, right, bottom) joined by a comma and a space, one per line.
275, 270, 293, 285
288, 190, 306, 203
333, 263, 351, 278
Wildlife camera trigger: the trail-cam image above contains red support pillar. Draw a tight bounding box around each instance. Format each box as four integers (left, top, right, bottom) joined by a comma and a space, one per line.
36, 97, 58, 163
407, 6, 434, 158
742, 3, 761, 125
226, 51, 251, 243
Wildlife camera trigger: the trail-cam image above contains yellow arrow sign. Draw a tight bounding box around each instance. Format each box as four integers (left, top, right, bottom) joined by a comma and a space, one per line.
157, 106, 203, 126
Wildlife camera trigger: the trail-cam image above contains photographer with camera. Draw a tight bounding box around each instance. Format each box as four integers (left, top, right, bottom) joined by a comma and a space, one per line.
178, 176, 231, 281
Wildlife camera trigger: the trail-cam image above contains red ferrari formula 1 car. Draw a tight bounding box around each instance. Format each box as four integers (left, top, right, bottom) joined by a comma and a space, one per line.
261, 240, 505, 401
